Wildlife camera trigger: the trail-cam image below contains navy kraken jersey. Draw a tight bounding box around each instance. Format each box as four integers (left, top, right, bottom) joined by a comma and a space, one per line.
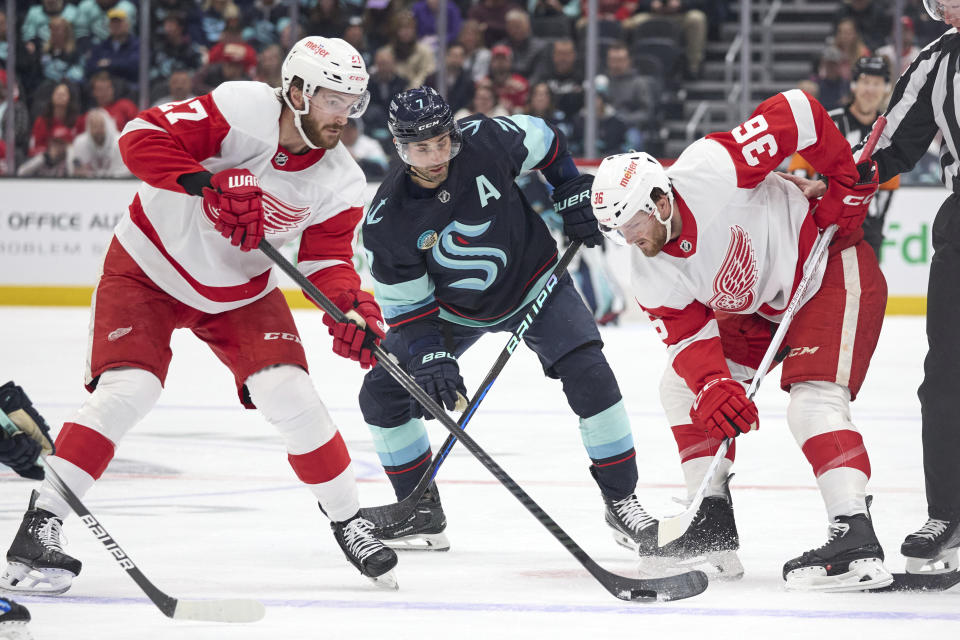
362, 113, 563, 329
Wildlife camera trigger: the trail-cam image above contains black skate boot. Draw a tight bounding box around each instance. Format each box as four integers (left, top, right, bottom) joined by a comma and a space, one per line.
783, 498, 892, 592
0, 597, 33, 640
643, 475, 743, 580
900, 517, 960, 576
331, 511, 399, 589
0, 491, 82, 595
373, 484, 449, 551
604, 493, 658, 556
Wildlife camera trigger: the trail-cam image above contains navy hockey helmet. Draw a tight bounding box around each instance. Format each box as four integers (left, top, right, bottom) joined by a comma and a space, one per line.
853, 56, 890, 83
388, 86, 463, 167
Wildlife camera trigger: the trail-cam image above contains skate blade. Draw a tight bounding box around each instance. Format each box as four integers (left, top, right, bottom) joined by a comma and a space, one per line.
367, 569, 399, 591
611, 530, 639, 553
904, 548, 958, 575
383, 531, 450, 552
879, 570, 960, 592
0, 563, 75, 596
0, 622, 35, 640
639, 551, 744, 581
785, 557, 893, 592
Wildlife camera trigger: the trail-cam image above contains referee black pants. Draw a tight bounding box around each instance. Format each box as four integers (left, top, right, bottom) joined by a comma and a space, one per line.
918, 192, 960, 520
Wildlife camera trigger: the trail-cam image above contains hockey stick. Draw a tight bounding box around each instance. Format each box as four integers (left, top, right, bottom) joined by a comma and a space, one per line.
657, 116, 888, 547
0, 410, 265, 623
361, 241, 583, 528
261, 239, 708, 602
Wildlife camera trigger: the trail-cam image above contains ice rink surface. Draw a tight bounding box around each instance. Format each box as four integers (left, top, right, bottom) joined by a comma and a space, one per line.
0, 306, 957, 639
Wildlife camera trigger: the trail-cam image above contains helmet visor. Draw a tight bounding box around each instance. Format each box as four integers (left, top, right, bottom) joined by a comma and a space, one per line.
396, 130, 463, 168
309, 87, 370, 119
925, 0, 960, 20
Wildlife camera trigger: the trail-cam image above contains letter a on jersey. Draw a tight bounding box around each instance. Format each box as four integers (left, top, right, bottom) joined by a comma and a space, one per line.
476, 175, 501, 208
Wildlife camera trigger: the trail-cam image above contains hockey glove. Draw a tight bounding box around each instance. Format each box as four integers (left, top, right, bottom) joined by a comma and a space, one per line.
551, 173, 603, 248
202, 168, 265, 251
408, 349, 468, 420
0, 381, 54, 480
322, 290, 386, 370
813, 160, 879, 233
691, 377, 759, 440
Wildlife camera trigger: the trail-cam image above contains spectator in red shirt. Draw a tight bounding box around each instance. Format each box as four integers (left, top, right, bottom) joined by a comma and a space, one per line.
207, 26, 258, 78
85, 70, 138, 132
486, 44, 529, 113
29, 81, 82, 156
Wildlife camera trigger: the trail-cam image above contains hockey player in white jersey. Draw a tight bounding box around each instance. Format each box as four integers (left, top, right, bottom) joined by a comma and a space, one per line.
591, 89, 893, 591
0, 36, 399, 592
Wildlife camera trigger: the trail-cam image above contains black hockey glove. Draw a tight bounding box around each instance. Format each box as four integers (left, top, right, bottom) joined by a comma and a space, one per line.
407, 350, 468, 420
551, 173, 603, 248
0, 381, 54, 480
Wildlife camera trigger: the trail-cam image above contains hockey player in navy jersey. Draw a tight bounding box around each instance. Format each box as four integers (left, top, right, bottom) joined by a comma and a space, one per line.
358, 86, 656, 552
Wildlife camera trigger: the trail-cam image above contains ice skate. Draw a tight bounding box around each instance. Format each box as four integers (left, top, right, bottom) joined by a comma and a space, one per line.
604, 493, 659, 556
332, 512, 399, 590
373, 484, 450, 552
0, 491, 81, 596
0, 597, 33, 640
783, 501, 892, 592
881, 517, 960, 591
641, 477, 743, 581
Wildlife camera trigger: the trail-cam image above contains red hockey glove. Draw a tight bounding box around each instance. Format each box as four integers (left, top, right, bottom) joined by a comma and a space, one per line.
691, 377, 759, 440
321, 290, 386, 369
202, 169, 265, 251
813, 160, 879, 233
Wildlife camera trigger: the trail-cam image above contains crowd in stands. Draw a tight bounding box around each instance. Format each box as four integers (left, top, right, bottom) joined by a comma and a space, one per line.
0, 1, 948, 179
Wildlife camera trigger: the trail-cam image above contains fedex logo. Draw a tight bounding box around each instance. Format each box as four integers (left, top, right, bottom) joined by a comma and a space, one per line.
619, 160, 638, 187
304, 41, 329, 57
227, 174, 260, 189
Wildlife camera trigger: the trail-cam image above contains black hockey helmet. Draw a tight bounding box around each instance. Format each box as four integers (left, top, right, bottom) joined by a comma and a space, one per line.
388, 86, 462, 167
853, 56, 890, 83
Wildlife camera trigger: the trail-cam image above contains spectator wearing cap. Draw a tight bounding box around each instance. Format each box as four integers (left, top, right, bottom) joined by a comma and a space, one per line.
605, 42, 658, 152
18, 125, 71, 177
201, 0, 240, 47
74, 0, 138, 51
876, 16, 921, 76
532, 38, 584, 121
425, 43, 475, 114
207, 26, 258, 77
68, 107, 129, 178
85, 7, 140, 87
29, 81, 82, 157
151, 12, 205, 88
40, 17, 85, 86
243, 0, 290, 51
813, 46, 849, 111
570, 75, 628, 156
468, 0, 523, 48
376, 11, 436, 89
502, 9, 547, 80
412, 0, 464, 42
458, 19, 491, 83
85, 71, 138, 132
486, 44, 529, 113
21, 0, 78, 50
0, 70, 31, 171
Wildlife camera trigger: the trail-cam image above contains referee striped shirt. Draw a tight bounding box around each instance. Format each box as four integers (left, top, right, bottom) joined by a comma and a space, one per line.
863, 27, 960, 189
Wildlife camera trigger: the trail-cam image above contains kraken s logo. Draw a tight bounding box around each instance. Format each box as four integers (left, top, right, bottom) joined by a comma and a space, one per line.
431, 220, 507, 290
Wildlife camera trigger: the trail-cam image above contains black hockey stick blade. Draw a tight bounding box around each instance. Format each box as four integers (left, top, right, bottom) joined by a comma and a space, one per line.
876, 571, 960, 592
261, 240, 708, 602
0, 407, 267, 623
361, 241, 583, 529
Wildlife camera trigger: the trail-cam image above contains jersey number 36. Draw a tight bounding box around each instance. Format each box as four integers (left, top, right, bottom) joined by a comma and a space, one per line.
731, 115, 777, 167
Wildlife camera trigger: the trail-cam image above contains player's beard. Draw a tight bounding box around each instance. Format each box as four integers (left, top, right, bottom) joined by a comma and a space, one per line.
302, 115, 343, 150
637, 222, 668, 257
410, 163, 449, 186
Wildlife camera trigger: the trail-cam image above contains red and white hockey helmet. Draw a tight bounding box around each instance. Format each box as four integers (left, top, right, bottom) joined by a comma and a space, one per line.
591, 152, 674, 242
281, 36, 370, 148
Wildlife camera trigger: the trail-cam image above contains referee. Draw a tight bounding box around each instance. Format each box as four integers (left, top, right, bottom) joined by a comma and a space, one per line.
865, 0, 960, 578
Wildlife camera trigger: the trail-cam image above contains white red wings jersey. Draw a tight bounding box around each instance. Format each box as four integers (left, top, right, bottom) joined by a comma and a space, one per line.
630, 90, 861, 393
116, 81, 366, 314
